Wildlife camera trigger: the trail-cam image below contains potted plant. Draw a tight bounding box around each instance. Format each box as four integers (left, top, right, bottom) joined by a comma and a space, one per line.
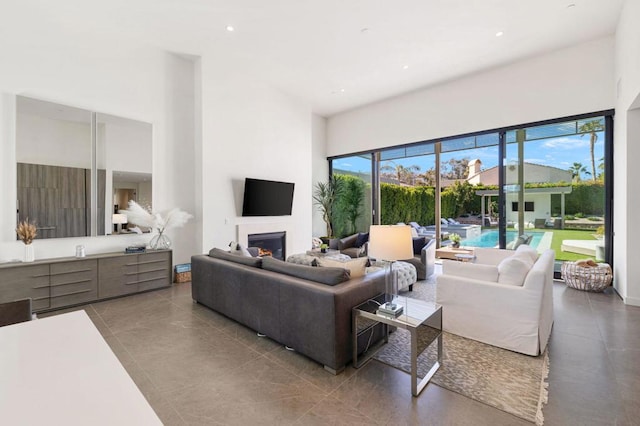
320, 243, 329, 253
16, 219, 37, 262
313, 176, 343, 244
450, 233, 461, 249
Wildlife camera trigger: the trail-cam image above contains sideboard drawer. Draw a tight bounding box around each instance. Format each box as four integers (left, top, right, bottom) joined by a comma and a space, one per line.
49, 260, 98, 309
0, 264, 50, 311
98, 256, 138, 298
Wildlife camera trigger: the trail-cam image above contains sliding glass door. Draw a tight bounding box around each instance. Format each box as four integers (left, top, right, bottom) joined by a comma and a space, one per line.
328, 111, 613, 267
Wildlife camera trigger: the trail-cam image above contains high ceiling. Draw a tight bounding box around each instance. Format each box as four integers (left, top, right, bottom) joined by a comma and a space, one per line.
4, 0, 624, 116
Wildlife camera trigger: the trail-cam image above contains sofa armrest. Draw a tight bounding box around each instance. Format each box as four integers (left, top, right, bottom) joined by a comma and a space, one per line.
420, 239, 436, 264
338, 233, 358, 250
442, 260, 499, 282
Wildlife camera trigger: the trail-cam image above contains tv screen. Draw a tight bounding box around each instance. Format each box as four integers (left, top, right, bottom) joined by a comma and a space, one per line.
242, 178, 295, 216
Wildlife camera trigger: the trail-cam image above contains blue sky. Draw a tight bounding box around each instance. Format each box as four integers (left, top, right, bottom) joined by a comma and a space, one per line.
333, 132, 605, 181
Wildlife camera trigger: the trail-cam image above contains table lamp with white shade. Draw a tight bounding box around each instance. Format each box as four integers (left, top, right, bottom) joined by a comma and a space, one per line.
368, 225, 413, 316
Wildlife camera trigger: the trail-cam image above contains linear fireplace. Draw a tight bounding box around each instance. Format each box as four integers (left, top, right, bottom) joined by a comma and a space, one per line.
248, 231, 286, 260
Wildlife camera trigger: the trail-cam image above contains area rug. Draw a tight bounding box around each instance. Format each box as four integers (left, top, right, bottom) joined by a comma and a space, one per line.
373, 278, 549, 425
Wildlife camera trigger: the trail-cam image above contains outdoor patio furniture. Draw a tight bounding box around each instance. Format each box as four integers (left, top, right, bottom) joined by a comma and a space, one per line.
561, 261, 612, 292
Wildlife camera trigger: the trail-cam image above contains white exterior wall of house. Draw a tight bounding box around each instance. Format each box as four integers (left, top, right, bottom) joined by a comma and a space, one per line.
505, 193, 552, 225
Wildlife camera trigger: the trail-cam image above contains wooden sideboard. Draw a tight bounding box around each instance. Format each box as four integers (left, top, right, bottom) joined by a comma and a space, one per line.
0, 250, 172, 312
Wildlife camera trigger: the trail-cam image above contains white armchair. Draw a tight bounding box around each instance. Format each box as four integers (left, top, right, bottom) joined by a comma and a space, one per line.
436, 246, 554, 356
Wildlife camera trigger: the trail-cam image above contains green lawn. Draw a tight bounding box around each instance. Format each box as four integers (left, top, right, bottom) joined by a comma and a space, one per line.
504, 228, 598, 261
546, 229, 599, 261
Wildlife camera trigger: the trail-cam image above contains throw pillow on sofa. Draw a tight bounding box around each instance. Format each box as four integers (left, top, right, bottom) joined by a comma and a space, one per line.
316, 256, 368, 278
497, 255, 532, 286
354, 232, 369, 248
209, 248, 263, 267
262, 256, 350, 286
228, 241, 252, 257
516, 244, 538, 263
412, 237, 427, 255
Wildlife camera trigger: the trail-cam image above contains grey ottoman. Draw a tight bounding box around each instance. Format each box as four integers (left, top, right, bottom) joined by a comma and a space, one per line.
367, 260, 417, 291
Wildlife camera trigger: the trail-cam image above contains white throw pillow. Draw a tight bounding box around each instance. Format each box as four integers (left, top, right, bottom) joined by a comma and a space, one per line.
516, 244, 538, 263
317, 257, 368, 278
229, 241, 252, 257
497, 256, 531, 286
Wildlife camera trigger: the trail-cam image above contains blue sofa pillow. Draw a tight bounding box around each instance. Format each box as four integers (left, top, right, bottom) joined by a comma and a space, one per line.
354, 232, 369, 248
412, 237, 427, 255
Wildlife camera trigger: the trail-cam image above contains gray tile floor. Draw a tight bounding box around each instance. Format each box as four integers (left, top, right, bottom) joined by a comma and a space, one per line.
41, 280, 640, 425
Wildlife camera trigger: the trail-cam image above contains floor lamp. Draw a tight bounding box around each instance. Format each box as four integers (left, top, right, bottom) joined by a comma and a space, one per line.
368, 225, 413, 316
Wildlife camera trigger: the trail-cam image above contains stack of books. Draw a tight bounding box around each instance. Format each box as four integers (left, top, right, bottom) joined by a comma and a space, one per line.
125, 246, 146, 254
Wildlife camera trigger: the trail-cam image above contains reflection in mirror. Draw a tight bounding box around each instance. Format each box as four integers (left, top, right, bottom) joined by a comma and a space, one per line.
96, 113, 152, 235
16, 96, 92, 239
15, 96, 153, 239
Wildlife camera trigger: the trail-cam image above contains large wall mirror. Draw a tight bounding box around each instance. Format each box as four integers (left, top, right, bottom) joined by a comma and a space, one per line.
16, 96, 152, 239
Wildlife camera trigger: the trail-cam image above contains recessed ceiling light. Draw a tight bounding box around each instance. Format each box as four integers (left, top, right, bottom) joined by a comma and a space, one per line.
403, 65, 409, 70
495, 31, 504, 37
340, 88, 345, 93
226, 25, 235, 32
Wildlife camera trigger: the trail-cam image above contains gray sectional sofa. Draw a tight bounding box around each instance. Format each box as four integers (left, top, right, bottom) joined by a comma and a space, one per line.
191, 249, 386, 373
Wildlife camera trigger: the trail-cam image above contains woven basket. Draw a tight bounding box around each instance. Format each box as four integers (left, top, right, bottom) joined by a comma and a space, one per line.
561, 262, 612, 292
174, 271, 191, 283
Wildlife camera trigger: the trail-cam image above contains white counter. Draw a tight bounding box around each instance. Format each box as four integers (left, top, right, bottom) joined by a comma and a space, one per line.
0, 310, 162, 425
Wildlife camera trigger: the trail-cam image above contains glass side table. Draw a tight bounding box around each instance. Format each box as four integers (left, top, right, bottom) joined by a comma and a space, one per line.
352, 293, 442, 396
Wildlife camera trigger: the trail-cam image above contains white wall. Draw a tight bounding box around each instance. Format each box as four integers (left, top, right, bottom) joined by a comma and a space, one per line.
0, 32, 198, 265
199, 56, 313, 256
312, 114, 329, 237
327, 37, 615, 157
16, 114, 91, 168
614, 0, 640, 305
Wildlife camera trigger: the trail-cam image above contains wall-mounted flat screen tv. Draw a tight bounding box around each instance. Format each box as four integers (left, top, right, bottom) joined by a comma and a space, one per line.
242, 178, 295, 216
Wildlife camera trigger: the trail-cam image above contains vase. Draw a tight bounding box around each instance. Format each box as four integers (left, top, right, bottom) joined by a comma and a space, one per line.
150, 232, 171, 250
452, 242, 460, 249
24, 244, 35, 262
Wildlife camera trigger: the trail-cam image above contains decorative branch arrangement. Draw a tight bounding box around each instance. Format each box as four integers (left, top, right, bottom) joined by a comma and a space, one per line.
119, 201, 193, 233
16, 219, 37, 245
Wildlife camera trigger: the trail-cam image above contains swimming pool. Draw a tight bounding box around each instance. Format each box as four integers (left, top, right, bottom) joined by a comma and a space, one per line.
461, 230, 543, 248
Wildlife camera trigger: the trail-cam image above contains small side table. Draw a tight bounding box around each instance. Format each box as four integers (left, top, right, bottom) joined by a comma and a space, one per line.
352, 293, 442, 396
454, 253, 476, 263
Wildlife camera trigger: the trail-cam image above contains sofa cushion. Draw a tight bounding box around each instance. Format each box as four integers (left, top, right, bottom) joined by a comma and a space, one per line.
262, 256, 350, 286
412, 237, 427, 255
230, 242, 252, 257
317, 256, 368, 278
209, 248, 262, 267
516, 244, 538, 263
497, 255, 532, 286
354, 232, 369, 248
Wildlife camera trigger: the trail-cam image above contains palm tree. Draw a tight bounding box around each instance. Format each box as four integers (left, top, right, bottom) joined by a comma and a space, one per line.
578, 120, 604, 181
381, 161, 421, 185
569, 162, 590, 182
